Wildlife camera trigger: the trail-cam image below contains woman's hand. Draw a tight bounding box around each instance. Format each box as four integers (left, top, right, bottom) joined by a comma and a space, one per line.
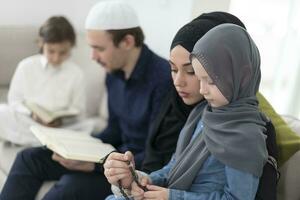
104, 151, 135, 188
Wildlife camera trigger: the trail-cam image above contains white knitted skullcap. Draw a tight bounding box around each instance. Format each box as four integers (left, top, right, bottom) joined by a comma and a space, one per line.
85, 0, 140, 30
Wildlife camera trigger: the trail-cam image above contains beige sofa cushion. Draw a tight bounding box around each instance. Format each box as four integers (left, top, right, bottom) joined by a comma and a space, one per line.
277, 116, 300, 200
277, 151, 300, 200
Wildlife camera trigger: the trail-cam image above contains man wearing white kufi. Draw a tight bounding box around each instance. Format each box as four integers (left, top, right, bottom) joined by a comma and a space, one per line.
0, 1, 172, 199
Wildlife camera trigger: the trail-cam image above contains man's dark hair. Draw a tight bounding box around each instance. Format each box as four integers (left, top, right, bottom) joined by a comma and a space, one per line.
107, 27, 144, 47
39, 16, 76, 48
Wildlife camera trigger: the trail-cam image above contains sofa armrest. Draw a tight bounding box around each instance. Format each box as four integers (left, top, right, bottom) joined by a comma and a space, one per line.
277, 115, 300, 200
277, 150, 300, 200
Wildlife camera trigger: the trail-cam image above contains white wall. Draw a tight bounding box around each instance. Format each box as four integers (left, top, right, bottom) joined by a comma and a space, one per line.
0, 0, 195, 58
191, 0, 231, 18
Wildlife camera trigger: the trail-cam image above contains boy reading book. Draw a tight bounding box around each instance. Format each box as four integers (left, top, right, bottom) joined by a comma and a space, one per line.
0, 16, 86, 146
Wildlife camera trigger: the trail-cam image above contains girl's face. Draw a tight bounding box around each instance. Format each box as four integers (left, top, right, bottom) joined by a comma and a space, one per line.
42, 41, 72, 66
169, 45, 204, 105
192, 58, 229, 108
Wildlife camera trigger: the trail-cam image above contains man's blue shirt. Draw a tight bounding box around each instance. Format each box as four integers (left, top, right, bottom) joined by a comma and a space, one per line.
96, 45, 171, 168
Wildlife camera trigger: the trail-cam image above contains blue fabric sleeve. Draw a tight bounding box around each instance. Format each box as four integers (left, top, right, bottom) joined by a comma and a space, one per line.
149, 155, 175, 186
169, 166, 259, 200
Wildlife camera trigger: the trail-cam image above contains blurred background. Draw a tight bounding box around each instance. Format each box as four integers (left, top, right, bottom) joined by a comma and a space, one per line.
0, 0, 299, 118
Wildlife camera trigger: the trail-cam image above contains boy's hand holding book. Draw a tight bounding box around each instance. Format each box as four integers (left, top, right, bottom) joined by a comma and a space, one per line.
31, 113, 62, 127
24, 101, 79, 126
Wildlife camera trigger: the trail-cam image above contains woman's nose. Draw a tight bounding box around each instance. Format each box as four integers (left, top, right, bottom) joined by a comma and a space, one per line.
173, 72, 185, 87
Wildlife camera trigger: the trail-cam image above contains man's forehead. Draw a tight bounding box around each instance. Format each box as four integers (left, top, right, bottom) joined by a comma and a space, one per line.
86, 30, 113, 44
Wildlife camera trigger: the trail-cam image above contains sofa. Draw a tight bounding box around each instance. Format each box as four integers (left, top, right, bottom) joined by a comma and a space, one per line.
0, 26, 300, 200
0, 25, 108, 198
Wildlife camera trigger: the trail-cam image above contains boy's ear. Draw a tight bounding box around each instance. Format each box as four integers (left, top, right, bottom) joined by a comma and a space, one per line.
37, 38, 44, 49
120, 34, 135, 50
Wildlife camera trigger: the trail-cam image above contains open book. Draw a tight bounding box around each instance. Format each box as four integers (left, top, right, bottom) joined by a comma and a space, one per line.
24, 101, 79, 124
30, 126, 115, 163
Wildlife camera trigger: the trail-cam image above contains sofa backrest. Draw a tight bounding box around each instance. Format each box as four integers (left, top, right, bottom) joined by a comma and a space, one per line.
0, 26, 39, 86
0, 25, 107, 118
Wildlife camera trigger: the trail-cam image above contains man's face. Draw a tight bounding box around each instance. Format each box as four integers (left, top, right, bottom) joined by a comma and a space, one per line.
86, 30, 126, 73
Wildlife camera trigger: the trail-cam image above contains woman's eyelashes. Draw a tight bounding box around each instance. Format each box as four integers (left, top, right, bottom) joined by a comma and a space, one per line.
171, 68, 195, 75
207, 79, 215, 85
169, 60, 195, 76
198, 77, 215, 85
186, 70, 195, 75
171, 68, 178, 74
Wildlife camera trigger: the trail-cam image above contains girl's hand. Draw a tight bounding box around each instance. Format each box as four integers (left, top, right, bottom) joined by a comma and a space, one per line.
143, 185, 169, 200
131, 175, 151, 200
131, 181, 145, 200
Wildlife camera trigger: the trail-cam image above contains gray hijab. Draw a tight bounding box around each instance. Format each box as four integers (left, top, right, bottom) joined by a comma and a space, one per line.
167, 24, 268, 190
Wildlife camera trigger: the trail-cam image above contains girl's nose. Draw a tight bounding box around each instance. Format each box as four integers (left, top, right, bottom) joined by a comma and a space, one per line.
199, 80, 208, 95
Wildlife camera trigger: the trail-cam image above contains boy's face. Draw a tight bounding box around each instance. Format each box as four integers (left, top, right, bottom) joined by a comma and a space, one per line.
42, 41, 72, 66
86, 30, 127, 73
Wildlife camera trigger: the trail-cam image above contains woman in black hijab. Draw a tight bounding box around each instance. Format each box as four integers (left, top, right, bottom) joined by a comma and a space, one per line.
142, 12, 247, 173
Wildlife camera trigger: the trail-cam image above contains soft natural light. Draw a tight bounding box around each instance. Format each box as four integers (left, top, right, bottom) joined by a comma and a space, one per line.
229, 0, 300, 118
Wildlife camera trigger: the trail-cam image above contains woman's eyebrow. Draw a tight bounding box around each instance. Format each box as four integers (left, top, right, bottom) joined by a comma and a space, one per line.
168, 60, 192, 67
168, 60, 175, 66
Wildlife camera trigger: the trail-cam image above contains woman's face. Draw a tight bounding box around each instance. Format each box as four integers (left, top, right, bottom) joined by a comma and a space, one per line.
169, 45, 204, 105
192, 58, 229, 108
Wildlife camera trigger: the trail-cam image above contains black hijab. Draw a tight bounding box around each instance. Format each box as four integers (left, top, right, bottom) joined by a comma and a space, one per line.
142, 12, 246, 173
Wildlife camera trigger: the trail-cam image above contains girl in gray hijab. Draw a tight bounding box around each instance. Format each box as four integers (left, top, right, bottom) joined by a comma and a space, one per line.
124, 24, 268, 200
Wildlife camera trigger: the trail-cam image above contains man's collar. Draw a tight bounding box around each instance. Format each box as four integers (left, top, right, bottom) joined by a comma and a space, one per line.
127, 44, 150, 81
109, 45, 151, 82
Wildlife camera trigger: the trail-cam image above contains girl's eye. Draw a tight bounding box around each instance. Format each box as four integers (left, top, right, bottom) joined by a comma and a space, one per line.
208, 80, 215, 85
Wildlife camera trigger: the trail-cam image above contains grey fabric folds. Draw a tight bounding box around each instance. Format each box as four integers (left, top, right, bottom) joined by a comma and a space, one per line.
167, 101, 208, 190
167, 24, 268, 190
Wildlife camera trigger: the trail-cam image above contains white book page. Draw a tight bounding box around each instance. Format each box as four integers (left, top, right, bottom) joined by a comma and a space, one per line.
30, 126, 115, 163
